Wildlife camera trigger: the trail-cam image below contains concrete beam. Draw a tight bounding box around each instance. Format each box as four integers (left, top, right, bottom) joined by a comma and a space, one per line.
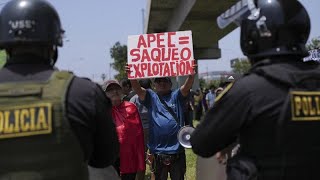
144, 0, 152, 33
167, 0, 196, 31
194, 47, 221, 60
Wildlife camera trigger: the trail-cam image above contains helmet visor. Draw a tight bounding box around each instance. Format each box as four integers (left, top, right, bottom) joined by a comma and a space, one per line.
217, 0, 260, 29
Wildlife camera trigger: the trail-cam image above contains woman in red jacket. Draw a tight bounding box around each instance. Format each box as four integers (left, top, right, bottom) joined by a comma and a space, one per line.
103, 80, 145, 180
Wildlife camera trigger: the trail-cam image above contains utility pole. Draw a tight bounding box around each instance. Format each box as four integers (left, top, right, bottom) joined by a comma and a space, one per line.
141, 8, 145, 33
206, 65, 209, 83
101, 73, 106, 82
109, 63, 112, 80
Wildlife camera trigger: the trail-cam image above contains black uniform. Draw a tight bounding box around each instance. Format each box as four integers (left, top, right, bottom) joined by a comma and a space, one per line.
191, 58, 320, 180
192, 0, 318, 178
0, 56, 119, 168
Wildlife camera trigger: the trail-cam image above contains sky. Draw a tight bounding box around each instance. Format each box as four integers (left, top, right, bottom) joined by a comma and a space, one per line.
2, 0, 319, 82
50, 0, 147, 82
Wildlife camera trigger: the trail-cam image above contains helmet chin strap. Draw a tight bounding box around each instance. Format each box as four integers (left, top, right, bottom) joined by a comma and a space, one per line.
50, 46, 58, 66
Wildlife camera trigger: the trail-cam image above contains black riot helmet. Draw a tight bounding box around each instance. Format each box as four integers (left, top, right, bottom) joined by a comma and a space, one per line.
0, 0, 64, 49
217, 0, 310, 61
240, 0, 310, 59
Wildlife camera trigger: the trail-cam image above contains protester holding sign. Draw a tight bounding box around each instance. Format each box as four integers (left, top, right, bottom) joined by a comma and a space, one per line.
126, 30, 196, 180
127, 73, 195, 180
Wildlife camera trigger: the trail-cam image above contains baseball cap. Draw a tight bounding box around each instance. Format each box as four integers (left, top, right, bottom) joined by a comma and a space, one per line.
102, 80, 121, 91
215, 87, 224, 94
154, 77, 172, 83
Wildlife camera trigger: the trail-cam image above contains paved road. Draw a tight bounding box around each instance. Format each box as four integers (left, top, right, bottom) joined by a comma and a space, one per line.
196, 156, 226, 180
88, 166, 120, 180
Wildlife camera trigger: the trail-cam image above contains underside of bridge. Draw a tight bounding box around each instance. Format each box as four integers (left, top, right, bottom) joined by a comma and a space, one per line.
145, 0, 238, 60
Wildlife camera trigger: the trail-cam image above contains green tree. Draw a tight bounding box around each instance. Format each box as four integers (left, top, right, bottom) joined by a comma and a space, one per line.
110, 42, 127, 81
306, 36, 320, 50
199, 78, 206, 89
0, 51, 7, 68
232, 58, 251, 75
208, 79, 221, 89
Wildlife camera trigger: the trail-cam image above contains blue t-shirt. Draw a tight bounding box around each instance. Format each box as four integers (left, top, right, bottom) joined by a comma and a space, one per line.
206, 91, 215, 108
141, 89, 185, 154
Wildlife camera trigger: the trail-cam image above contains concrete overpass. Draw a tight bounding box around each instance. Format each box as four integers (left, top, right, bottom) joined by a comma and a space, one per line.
145, 0, 238, 60
145, 1, 238, 179
145, 0, 238, 89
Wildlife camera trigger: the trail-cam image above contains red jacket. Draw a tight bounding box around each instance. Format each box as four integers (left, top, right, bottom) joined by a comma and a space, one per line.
112, 101, 145, 174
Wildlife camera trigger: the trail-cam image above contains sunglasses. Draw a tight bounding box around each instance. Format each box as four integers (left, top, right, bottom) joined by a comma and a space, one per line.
155, 79, 170, 83
105, 88, 122, 96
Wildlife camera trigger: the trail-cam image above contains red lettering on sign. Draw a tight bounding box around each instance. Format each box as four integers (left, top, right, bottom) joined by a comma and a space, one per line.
176, 62, 180, 76
170, 62, 177, 76
147, 34, 156, 47
161, 48, 171, 61
167, 32, 176, 47
147, 63, 153, 76
127, 64, 134, 79
141, 63, 147, 77
163, 63, 170, 76
156, 33, 165, 48
129, 47, 193, 63
181, 47, 192, 61
179, 61, 186, 76
178, 36, 190, 45
137, 35, 147, 48
151, 48, 161, 62
152, 63, 159, 76
171, 48, 179, 61
129, 60, 194, 79
185, 60, 194, 75
159, 63, 165, 76
133, 64, 142, 78
141, 49, 151, 62
130, 49, 140, 62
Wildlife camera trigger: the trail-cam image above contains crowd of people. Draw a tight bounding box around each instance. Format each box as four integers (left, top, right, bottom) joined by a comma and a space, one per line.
186, 76, 235, 123
102, 74, 235, 179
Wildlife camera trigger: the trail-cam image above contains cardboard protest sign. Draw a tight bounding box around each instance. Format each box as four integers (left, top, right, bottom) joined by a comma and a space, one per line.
127, 30, 195, 79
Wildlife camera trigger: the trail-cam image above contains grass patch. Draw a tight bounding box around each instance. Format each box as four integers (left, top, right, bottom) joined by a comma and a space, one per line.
144, 120, 200, 180
0, 51, 6, 68
185, 148, 197, 180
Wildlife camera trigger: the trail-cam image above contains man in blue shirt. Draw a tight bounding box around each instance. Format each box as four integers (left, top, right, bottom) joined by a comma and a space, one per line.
205, 85, 216, 108
129, 73, 195, 180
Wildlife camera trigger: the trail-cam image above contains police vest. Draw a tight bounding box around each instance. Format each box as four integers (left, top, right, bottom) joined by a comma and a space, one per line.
245, 62, 320, 156
0, 71, 88, 180
276, 72, 320, 153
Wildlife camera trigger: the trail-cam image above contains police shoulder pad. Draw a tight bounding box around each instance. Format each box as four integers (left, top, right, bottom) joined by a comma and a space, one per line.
215, 83, 234, 103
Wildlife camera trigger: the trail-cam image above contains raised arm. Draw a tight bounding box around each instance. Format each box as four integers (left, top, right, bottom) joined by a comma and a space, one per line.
126, 64, 147, 101
180, 63, 197, 97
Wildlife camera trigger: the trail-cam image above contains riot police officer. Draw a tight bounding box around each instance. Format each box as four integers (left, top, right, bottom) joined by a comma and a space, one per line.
0, 0, 119, 179
191, 0, 320, 179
